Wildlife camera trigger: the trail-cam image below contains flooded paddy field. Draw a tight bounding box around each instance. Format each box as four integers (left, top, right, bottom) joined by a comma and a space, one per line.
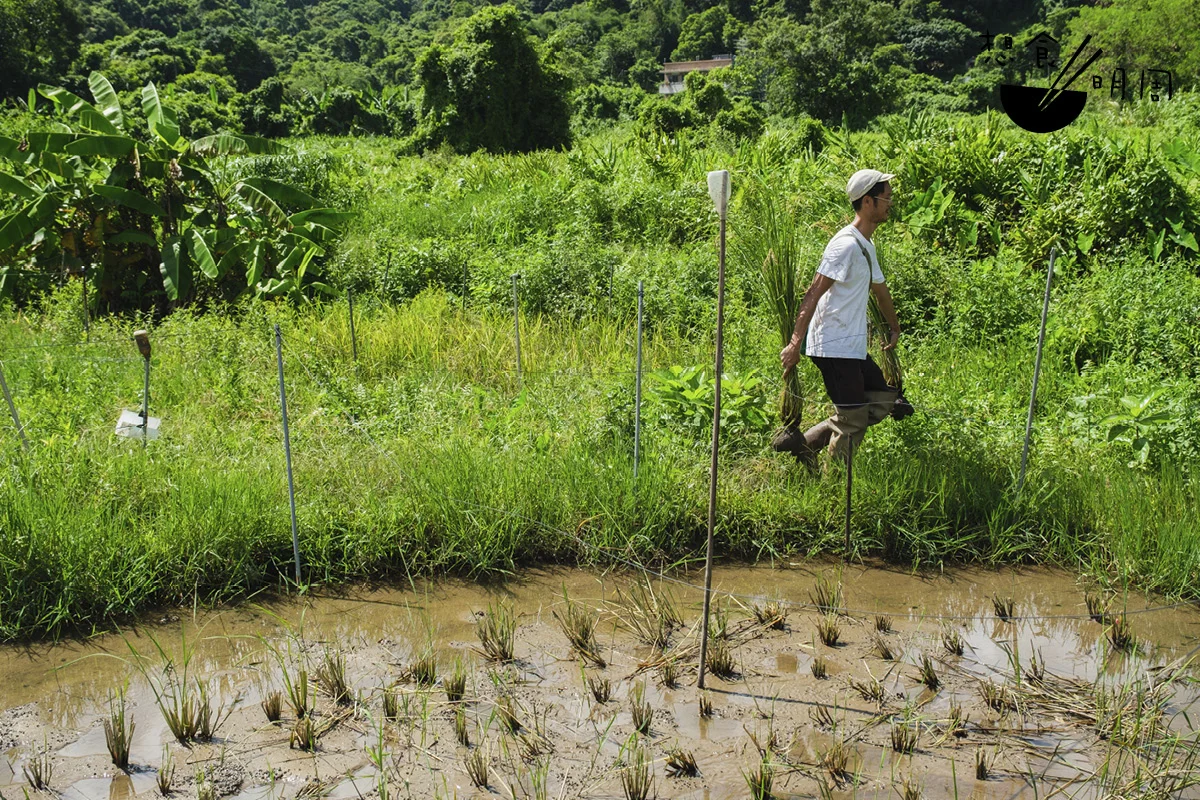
2, 564, 1198, 799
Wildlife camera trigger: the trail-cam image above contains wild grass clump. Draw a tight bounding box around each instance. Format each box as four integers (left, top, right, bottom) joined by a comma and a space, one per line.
477, 602, 516, 662
104, 689, 134, 770
553, 588, 605, 667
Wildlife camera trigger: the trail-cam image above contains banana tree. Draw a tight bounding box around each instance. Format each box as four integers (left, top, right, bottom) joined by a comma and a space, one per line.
0, 72, 348, 309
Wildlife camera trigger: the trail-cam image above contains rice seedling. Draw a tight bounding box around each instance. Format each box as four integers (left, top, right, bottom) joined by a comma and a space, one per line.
630, 682, 652, 735
991, 595, 1015, 622
821, 739, 854, 785
706, 636, 736, 679
816, 614, 840, 647
900, 775, 922, 800
444, 656, 467, 703
261, 690, 283, 722
465, 747, 488, 789
157, 746, 175, 795
942, 627, 965, 657
23, 743, 52, 791
890, 721, 918, 754
104, 688, 135, 770
476, 601, 516, 662
1086, 591, 1109, 623
316, 649, 351, 706
411, 647, 438, 688
709, 601, 730, 641
454, 706, 469, 746
946, 701, 968, 738
918, 654, 940, 691
529, 759, 550, 800
290, 717, 318, 751
496, 694, 521, 734
744, 755, 774, 800
193, 679, 227, 741
517, 730, 553, 761
382, 683, 401, 720
552, 587, 606, 667
620, 744, 653, 800
665, 747, 699, 777
979, 681, 1012, 712
587, 674, 611, 704
296, 777, 336, 799
1107, 614, 1138, 653
810, 572, 844, 615
285, 667, 310, 720
850, 677, 885, 705
659, 658, 679, 688
1026, 648, 1045, 684
811, 656, 828, 679
975, 748, 989, 780
196, 770, 216, 800
871, 633, 894, 661
612, 578, 681, 650
747, 720, 782, 758
752, 598, 787, 630
874, 614, 892, 633
809, 704, 836, 729
699, 690, 713, 718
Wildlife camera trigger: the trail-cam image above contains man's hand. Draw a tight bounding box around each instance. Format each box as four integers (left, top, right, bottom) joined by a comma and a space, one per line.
883, 327, 900, 352
781, 340, 802, 374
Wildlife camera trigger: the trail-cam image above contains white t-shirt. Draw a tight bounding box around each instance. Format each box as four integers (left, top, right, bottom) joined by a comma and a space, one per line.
805, 225, 885, 360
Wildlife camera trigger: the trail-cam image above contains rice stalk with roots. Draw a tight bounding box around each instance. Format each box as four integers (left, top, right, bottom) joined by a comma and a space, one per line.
620, 743, 653, 800
736, 177, 804, 428
665, 748, 699, 777
744, 755, 774, 800
552, 587, 605, 667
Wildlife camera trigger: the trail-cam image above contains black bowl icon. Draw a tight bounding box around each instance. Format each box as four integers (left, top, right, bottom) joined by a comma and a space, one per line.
1000, 84, 1087, 133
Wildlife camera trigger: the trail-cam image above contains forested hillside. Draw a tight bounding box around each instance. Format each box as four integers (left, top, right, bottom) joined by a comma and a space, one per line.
2, 0, 1197, 148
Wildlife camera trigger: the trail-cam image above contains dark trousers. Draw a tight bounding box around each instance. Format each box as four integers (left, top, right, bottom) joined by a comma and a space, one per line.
809, 355, 893, 406
807, 355, 896, 460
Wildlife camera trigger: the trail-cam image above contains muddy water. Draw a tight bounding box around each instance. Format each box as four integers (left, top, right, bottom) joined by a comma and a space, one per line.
2, 563, 1198, 800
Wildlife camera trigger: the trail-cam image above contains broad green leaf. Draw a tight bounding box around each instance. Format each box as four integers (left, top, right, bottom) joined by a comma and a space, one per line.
159, 235, 190, 301
215, 241, 248, 280
274, 246, 306, 277
1106, 423, 1131, 442
109, 230, 157, 246
0, 172, 37, 199
295, 245, 318, 284
190, 133, 251, 157
38, 84, 119, 135
259, 277, 294, 296
186, 228, 218, 279
26, 133, 75, 153
0, 195, 57, 252
88, 73, 124, 132
1140, 411, 1173, 425
247, 240, 266, 287
1132, 437, 1149, 452
1076, 232, 1094, 254
234, 182, 287, 227
0, 136, 24, 163
64, 135, 138, 157
26, 89, 36, 114
288, 208, 354, 228
142, 84, 181, 149
94, 185, 165, 217
241, 177, 317, 210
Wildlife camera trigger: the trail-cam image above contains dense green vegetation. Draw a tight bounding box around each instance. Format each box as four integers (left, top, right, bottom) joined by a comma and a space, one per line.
1, 94, 1199, 639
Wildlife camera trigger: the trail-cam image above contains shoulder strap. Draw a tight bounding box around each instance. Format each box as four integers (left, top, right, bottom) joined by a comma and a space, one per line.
834, 231, 876, 273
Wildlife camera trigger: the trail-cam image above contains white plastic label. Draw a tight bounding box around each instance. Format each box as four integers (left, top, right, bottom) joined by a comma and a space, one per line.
116, 409, 161, 440
707, 170, 731, 218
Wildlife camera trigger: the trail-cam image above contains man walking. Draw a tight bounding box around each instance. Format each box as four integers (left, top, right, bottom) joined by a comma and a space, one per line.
776, 169, 904, 467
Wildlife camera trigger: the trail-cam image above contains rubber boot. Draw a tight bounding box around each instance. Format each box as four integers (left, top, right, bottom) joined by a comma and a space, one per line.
791, 419, 835, 470
828, 405, 871, 465
864, 390, 899, 427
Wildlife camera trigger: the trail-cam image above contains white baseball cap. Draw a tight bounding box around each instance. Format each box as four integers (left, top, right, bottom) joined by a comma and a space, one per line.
847, 169, 895, 202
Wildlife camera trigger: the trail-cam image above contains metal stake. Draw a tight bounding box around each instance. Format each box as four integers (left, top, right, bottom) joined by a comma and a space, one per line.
275, 324, 303, 585
845, 437, 854, 553
698, 170, 731, 690
1018, 246, 1056, 496
134, 330, 151, 449
511, 274, 522, 388
634, 281, 644, 480
463, 260, 470, 310
0, 360, 29, 451
82, 264, 90, 340
347, 289, 359, 364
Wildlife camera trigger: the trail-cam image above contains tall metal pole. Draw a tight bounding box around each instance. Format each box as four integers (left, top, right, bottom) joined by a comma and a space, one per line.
511, 274, 522, 388
698, 170, 730, 690
134, 331, 151, 449
844, 439, 854, 553
275, 324, 302, 585
81, 264, 90, 341
0, 361, 29, 452
634, 281, 644, 480
347, 289, 359, 364
1017, 246, 1056, 496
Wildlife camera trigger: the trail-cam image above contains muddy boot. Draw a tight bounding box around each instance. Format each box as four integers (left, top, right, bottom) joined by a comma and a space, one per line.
796, 419, 835, 469
828, 405, 871, 465
864, 390, 899, 427
771, 426, 806, 454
